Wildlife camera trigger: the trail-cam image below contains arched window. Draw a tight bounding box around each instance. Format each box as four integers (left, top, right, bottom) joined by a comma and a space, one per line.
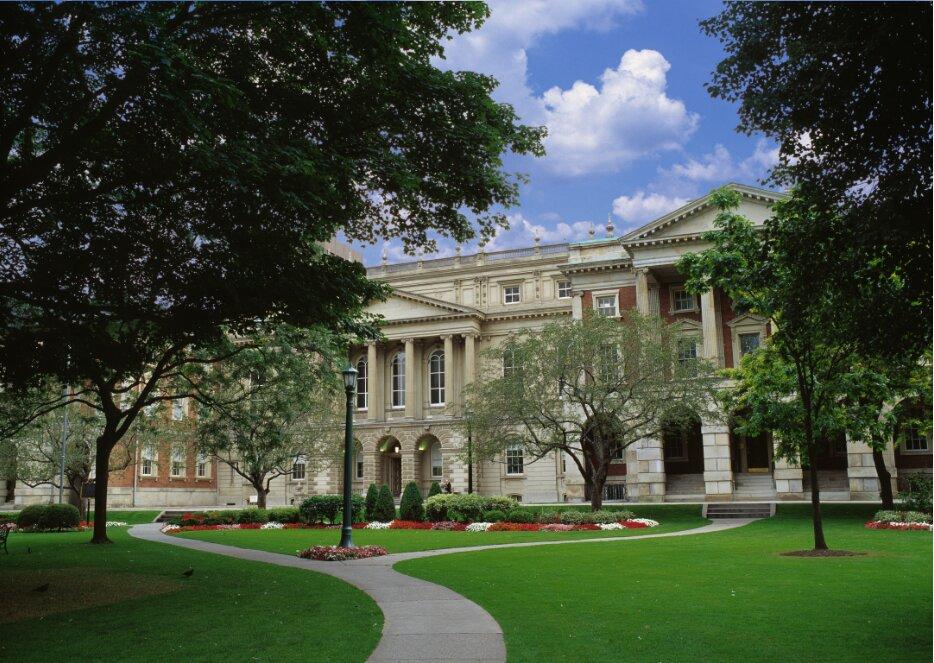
428, 350, 445, 405
292, 455, 306, 481
354, 442, 364, 479
356, 356, 368, 410
391, 352, 406, 408
430, 442, 443, 478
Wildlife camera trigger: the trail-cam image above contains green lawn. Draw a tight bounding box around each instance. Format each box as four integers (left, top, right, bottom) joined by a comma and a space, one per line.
177, 505, 707, 554
0, 527, 382, 662
397, 504, 932, 662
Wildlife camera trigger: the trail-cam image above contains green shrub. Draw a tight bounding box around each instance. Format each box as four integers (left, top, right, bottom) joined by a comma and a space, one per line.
373, 485, 396, 522
299, 495, 363, 524
38, 503, 80, 531
16, 504, 47, 529
337, 495, 366, 524
590, 510, 621, 524
899, 474, 933, 513
559, 510, 588, 525
203, 510, 236, 525
424, 493, 520, 522
267, 507, 300, 523
538, 509, 561, 524
506, 507, 536, 524
874, 509, 932, 524
399, 482, 425, 521
236, 508, 268, 524
448, 507, 469, 523
365, 483, 380, 520
483, 509, 506, 522
428, 481, 442, 498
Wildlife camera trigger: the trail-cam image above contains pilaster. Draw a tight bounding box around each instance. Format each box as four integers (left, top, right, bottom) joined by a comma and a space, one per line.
634, 437, 666, 501
442, 334, 455, 414
772, 436, 804, 499
847, 438, 896, 499
702, 421, 733, 500
404, 338, 416, 419
367, 343, 381, 421
701, 290, 724, 367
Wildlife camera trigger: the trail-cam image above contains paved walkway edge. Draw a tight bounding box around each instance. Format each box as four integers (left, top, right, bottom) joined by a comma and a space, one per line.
129, 518, 756, 662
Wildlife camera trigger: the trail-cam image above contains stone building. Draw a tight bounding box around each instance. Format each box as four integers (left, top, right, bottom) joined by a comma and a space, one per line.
4, 184, 928, 509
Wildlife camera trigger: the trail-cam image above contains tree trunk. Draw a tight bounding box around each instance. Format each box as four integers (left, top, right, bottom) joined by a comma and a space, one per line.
91, 439, 113, 544
805, 444, 828, 550
253, 482, 268, 509
871, 445, 894, 509
4, 472, 14, 502
590, 474, 605, 511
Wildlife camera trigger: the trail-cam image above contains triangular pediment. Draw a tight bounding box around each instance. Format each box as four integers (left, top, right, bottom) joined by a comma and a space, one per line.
622, 183, 786, 244
367, 289, 482, 323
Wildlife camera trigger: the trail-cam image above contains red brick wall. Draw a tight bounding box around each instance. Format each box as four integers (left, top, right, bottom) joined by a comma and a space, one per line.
619, 285, 637, 312
582, 291, 593, 311
607, 462, 627, 476
659, 284, 702, 324
109, 439, 217, 490
718, 288, 736, 368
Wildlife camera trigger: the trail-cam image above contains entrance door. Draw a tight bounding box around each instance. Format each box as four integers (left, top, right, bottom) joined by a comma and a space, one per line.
745, 433, 771, 472
390, 457, 402, 495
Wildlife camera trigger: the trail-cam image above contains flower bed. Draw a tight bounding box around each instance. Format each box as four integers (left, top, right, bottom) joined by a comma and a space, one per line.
297, 545, 388, 561
865, 521, 933, 531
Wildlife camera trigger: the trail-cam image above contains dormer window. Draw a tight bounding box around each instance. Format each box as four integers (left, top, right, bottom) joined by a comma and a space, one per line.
503, 285, 521, 304
671, 287, 696, 313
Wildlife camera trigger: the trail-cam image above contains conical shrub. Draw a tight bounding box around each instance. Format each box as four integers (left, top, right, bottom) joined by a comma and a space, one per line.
399, 481, 424, 521
374, 484, 396, 522
428, 481, 442, 498
364, 483, 379, 521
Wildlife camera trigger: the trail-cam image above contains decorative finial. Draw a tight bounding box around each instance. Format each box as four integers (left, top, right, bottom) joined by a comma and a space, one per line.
588, 223, 595, 238
533, 232, 541, 245
455, 244, 462, 256
606, 213, 615, 237
381, 246, 388, 265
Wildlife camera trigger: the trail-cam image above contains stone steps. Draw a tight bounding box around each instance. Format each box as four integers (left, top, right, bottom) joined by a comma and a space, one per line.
705, 503, 773, 519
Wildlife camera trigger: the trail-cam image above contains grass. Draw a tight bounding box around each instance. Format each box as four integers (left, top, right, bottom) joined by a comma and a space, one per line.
1, 509, 161, 524
177, 505, 707, 554
397, 504, 932, 662
0, 527, 382, 662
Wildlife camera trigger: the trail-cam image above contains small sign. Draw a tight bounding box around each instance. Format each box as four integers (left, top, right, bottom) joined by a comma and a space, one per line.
81, 481, 96, 498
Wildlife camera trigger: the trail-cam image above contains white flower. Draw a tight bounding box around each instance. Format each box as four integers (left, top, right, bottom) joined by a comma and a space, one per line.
598, 522, 625, 530
261, 521, 284, 529
105, 521, 128, 527
466, 522, 492, 532
628, 518, 659, 527
365, 521, 392, 530
160, 524, 180, 533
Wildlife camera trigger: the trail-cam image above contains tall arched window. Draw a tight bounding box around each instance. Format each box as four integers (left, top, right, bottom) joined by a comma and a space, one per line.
430, 442, 443, 478
391, 352, 406, 408
428, 350, 445, 405
355, 356, 368, 410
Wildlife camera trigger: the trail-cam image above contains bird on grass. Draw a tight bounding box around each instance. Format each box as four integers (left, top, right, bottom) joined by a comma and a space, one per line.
182, 568, 194, 578
33, 583, 49, 593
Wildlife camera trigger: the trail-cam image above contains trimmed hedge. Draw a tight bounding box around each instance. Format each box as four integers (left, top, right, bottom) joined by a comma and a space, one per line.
506, 507, 537, 524
16, 503, 80, 531
373, 485, 396, 522
267, 507, 300, 523
424, 494, 518, 522
482, 509, 506, 523
365, 483, 380, 521
237, 508, 269, 524
399, 482, 424, 521
299, 495, 365, 525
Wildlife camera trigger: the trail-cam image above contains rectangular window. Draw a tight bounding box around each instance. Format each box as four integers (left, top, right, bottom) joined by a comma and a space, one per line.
672, 288, 696, 312
557, 280, 572, 299
431, 444, 443, 478
595, 295, 618, 317
292, 458, 306, 481
429, 351, 445, 406
196, 453, 208, 478
171, 398, 187, 421
356, 358, 368, 410
905, 427, 929, 452
503, 285, 521, 304
170, 448, 185, 478
391, 353, 406, 408
677, 338, 698, 367
505, 444, 524, 475
739, 333, 761, 356
140, 445, 155, 477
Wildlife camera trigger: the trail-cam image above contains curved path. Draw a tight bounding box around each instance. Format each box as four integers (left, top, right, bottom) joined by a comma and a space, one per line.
130, 518, 756, 662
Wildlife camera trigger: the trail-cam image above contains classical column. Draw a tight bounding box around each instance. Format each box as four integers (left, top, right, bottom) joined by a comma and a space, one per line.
442, 335, 455, 412
702, 420, 734, 500
571, 293, 583, 320
404, 338, 416, 419
700, 289, 723, 367
463, 333, 477, 387
367, 343, 380, 421
635, 269, 650, 314
634, 437, 666, 502
772, 436, 804, 499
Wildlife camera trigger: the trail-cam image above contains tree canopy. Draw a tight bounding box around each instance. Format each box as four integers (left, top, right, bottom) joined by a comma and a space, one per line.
702, 2, 932, 358
464, 312, 717, 510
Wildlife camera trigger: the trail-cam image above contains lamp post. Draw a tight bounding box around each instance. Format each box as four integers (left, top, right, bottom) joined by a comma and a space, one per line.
339, 364, 358, 548
465, 407, 473, 494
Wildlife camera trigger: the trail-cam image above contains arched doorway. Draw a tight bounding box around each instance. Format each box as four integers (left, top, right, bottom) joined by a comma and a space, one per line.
376, 436, 403, 496
416, 434, 443, 495
662, 409, 704, 498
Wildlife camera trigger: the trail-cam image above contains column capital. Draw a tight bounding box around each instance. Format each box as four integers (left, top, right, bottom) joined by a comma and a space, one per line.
440, 334, 453, 341
401, 337, 415, 345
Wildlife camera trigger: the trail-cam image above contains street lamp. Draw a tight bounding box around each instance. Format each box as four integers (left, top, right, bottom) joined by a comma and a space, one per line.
465, 406, 474, 494
339, 364, 358, 548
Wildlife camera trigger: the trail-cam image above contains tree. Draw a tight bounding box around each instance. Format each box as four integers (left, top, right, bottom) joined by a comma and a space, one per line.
194, 327, 344, 509
399, 481, 424, 521
701, 2, 932, 359
374, 484, 396, 522
364, 483, 380, 521
679, 188, 868, 550
464, 313, 717, 511
0, 3, 543, 542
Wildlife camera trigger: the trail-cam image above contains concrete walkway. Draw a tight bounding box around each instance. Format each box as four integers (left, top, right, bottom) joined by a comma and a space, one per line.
130, 518, 756, 662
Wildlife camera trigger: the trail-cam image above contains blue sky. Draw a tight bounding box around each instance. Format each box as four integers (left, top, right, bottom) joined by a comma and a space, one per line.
360, 0, 778, 265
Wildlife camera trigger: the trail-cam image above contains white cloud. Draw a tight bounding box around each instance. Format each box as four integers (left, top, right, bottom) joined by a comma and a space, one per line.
484, 213, 597, 252
659, 139, 779, 184
441, 1, 698, 175
612, 191, 689, 225
540, 50, 698, 175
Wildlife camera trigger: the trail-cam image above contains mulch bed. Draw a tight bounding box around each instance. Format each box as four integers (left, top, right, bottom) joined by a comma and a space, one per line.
780, 549, 867, 557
